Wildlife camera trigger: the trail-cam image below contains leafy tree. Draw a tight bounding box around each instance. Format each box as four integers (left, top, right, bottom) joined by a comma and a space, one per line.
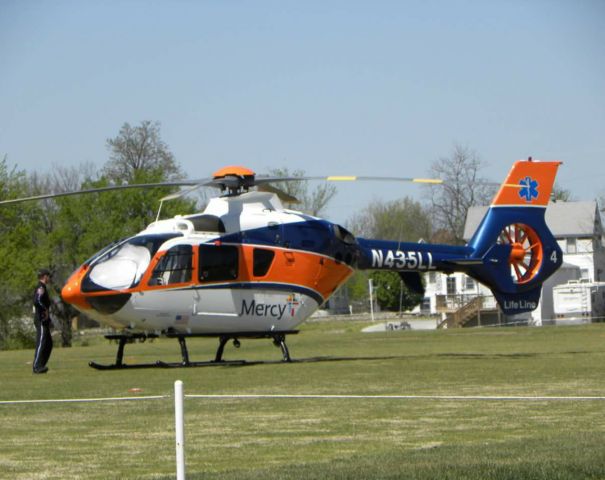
0, 156, 38, 348
268, 167, 337, 217
347, 196, 432, 242
369, 271, 423, 312
48, 126, 196, 344
0, 122, 196, 349
426, 144, 496, 244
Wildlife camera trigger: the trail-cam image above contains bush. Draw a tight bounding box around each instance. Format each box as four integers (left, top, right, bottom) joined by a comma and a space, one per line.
0, 316, 36, 350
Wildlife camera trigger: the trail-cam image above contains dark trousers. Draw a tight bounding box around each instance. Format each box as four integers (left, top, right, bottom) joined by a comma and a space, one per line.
33, 318, 53, 371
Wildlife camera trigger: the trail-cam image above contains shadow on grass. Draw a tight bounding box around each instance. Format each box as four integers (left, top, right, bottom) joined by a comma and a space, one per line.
85, 349, 593, 370
220, 350, 593, 367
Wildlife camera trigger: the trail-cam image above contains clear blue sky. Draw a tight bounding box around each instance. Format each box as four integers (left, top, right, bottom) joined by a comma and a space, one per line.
1, 0, 604, 225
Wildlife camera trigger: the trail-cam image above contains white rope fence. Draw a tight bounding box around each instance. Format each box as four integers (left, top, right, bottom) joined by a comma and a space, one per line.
4, 392, 605, 406
185, 393, 605, 401
0, 395, 167, 405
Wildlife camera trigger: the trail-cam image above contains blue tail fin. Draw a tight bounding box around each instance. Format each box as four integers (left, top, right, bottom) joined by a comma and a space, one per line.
464, 160, 563, 314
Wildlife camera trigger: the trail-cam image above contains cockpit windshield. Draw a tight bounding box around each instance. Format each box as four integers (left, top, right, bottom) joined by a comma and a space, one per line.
81, 233, 182, 292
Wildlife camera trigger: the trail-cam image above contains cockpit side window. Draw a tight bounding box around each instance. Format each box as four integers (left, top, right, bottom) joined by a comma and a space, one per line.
81, 233, 182, 292
199, 244, 238, 282
148, 244, 193, 286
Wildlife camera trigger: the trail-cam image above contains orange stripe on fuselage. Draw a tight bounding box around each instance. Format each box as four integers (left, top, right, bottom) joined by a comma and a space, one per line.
492, 160, 562, 207
69, 244, 354, 305
238, 245, 354, 301
141, 243, 354, 301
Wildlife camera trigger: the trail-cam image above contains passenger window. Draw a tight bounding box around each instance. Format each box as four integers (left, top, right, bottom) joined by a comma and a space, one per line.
199, 245, 239, 282
253, 248, 275, 277
149, 245, 193, 286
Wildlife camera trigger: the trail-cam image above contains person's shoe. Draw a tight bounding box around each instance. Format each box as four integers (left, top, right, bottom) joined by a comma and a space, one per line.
33, 366, 48, 374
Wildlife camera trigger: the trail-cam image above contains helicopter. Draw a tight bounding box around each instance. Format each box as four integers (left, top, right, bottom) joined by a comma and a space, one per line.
1, 160, 562, 369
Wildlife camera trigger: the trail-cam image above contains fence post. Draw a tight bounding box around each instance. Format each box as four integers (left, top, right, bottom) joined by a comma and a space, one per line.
175, 380, 185, 480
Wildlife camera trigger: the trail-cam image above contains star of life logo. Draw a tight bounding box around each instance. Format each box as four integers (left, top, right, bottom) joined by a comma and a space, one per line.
519, 176, 539, 202
287, 294, 300, 317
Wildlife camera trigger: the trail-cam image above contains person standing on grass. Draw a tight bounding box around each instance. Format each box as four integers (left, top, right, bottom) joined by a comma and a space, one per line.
33, 268, 53, 374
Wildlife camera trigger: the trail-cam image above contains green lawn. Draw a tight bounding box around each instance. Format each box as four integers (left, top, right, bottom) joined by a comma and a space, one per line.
1, 321, 605, 479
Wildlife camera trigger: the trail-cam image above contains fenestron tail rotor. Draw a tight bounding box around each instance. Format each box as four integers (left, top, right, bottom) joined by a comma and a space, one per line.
497, 223, 544, 284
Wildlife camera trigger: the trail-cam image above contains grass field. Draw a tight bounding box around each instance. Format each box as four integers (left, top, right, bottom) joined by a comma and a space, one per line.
1, 320, 605, 479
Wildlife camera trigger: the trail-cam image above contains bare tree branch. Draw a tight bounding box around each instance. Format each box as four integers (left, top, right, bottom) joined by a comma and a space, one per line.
426, 144, 496, 244
104, 121, 182, 182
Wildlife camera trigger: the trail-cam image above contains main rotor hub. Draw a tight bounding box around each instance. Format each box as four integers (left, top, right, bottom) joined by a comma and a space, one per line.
212, 166, 256, 196
212, 166, 256, 179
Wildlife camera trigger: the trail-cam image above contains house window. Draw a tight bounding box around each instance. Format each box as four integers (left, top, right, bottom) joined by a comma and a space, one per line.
465, 276, 476, 290
421, 297, 431, 312
427, 271, 436, 284
567, 238, 577, 254
199, 245, 239, 282
581, 268, 590, 281
446, 277, 457, 295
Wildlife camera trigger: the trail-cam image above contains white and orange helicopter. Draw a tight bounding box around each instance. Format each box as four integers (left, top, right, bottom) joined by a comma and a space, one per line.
1, 160, 562, 368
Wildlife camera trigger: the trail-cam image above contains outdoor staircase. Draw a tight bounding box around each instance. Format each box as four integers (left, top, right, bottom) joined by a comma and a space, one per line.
437, 296, 488, 329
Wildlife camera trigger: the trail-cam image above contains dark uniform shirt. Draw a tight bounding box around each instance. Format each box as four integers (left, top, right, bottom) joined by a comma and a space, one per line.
33, 281, 51, 324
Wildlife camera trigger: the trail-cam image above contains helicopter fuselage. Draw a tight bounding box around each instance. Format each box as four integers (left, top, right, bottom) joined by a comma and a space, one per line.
62, 191, 357, 334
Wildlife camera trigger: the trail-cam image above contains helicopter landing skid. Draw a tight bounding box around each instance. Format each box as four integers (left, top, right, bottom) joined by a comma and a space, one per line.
89, 331, 298, 370
89, 333, 160, 370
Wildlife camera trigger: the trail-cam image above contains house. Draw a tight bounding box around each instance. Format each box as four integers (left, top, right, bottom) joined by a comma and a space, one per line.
423, 201, 605, 326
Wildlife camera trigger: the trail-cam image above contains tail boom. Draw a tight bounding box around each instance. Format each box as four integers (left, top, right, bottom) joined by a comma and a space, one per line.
357, 160, 563, 316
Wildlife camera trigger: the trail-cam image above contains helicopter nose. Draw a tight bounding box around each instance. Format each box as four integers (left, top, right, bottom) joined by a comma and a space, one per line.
61, 266, 91, 310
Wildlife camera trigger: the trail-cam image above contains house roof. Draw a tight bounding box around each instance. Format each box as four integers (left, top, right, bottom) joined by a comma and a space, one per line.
463, 201, 602, 240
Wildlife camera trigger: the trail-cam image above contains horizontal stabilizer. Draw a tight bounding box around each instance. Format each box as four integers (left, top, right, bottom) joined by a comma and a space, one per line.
443, 258, 484, 266
398, 272, 425, 296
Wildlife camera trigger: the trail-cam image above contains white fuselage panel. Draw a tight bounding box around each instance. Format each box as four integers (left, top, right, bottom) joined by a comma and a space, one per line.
107, 286, 317, 333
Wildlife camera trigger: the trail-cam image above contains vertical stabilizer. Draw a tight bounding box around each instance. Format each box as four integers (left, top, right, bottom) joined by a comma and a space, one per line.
465, 160, 563, 314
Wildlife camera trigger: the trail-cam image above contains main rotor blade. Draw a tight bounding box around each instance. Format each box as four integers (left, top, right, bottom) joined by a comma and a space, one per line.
158, 177, 222, 202
256, 184, 300, 204
256, 175, 520, 189
0, 180, 203, 206
268, 175, 444, 185
322, 176, 444, 184
253, 176, 304, 185
280, 175, 523, 190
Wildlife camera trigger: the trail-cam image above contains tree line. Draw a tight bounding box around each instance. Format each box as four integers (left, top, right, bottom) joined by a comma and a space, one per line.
0, 121, 197, 349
